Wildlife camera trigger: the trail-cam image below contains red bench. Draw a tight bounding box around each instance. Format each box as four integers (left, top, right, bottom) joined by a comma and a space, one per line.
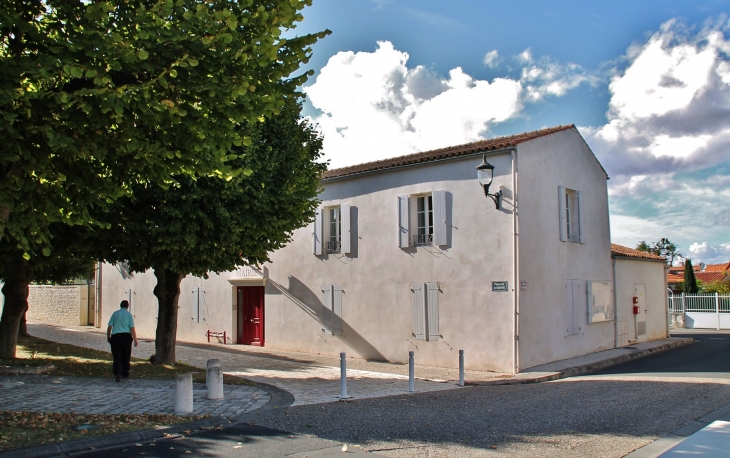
206, 330, 227, 344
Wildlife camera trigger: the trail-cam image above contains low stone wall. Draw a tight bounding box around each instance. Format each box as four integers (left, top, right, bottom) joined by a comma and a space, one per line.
27, 285, 86, 326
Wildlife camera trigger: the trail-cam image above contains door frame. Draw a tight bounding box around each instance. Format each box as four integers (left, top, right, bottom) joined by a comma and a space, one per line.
237, 286, 265, 346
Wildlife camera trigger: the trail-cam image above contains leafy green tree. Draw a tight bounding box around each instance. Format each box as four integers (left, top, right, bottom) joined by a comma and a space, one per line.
683, 259, 699, 294
702, 279, 730, 295
636, 238, 681, 265
0, 0, 328, 359
0, 226, 96, 358
102, 98, 325, 364
1, 0, 328, 250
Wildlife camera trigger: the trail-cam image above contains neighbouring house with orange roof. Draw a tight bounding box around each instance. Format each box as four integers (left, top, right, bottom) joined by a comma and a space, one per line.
667, 261, 730, 292
610, 244, 669, 345
21, 125, 672, 374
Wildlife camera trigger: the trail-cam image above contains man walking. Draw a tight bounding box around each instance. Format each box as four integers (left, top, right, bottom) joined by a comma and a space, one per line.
107, 300, 138, 382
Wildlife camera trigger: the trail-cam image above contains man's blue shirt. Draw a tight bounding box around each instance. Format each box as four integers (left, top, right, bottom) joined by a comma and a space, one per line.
108, 309, 135, 334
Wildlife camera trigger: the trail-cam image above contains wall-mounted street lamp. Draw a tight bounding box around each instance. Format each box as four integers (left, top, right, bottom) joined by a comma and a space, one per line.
476, 154, 502, 210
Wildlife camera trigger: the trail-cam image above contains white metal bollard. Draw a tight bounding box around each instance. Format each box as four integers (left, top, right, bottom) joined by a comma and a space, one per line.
408, 351, 415, 392
458, 350, 464, 387
175, 373, 193, 415
339, 352, 348, 399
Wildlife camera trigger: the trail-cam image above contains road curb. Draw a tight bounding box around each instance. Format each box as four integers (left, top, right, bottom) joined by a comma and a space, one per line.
467, 338, 695, 386
0, 382, 295, 458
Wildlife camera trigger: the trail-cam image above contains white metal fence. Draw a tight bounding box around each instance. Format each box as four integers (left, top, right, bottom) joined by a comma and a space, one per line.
668, 293, 730, 330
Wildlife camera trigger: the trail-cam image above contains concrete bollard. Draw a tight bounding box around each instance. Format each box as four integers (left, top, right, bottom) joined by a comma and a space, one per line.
408, 351, 415, 392
207, 367, 224, 400
339, 352, 348, 399
175, 373, 193, 415
206, 359, 223, 400
458, 350, 465, 387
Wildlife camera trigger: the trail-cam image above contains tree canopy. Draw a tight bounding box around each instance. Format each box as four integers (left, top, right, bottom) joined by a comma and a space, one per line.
636, 238, 681, 265
101, 96, 326, 364
1, 0, 329, 251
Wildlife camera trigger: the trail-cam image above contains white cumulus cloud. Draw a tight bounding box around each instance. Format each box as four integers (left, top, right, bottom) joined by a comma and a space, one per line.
689, 242, 730, 264
584, 18, 730, 180
306, 41, 591, 168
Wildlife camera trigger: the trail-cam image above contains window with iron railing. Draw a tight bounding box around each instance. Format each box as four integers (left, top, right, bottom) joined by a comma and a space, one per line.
412, 234, 433, 246
327, 206, 341, 253
414, 195, 433, 246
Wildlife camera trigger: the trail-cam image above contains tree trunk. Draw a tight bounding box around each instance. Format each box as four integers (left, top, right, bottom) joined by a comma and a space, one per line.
152, 268, 184, 365
0, 258, 34, 359
19, 311, 29, 337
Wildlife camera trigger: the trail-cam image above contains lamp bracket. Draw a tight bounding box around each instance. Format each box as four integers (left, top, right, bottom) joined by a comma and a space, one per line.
482, 184, 502, 210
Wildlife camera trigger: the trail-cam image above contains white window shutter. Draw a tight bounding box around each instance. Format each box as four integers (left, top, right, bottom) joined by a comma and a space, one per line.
322, 284, 332, 334
340, 203, 351, 254
577, 190, 586, 244
398, 196, 410, 248
332, 285, 343, 335
558, 186, 567, 242
426, 282, 440, 341
313, 207, 323, 255
192, 287, 199, 322
432, 190, 447, 246
411, 283, 426, 340
127, 289, 134, 315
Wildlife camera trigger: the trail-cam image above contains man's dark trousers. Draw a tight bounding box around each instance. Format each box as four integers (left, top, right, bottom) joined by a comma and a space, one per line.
110, 333, 133, 377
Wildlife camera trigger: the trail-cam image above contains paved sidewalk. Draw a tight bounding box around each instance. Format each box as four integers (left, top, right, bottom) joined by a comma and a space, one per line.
469, 337, 695, 385
28, 324, 462, 406
0, 375, 269, 417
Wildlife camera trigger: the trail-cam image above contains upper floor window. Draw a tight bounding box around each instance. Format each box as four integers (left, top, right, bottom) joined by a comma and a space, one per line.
328, 207, 342, 253
414, 195, 434, 246
559, 186, 585, 244
313, 203, 351, 256
398, 190, 447, 248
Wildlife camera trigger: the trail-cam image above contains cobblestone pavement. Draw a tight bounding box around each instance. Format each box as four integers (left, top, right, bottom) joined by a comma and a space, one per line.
0, 374, 269, 417
29, 324, 462, 406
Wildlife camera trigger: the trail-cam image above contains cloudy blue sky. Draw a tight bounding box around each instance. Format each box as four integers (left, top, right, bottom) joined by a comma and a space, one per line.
291, 0, 730, 265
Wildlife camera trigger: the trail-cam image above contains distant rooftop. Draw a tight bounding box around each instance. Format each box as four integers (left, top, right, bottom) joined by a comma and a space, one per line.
611, 244, 665, 261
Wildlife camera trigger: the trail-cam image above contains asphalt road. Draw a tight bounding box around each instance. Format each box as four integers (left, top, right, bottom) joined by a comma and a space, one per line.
80, 331, 730, 457
593, 330, 730, 378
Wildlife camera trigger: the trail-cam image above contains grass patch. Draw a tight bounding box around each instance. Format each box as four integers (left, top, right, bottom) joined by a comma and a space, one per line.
1, 336, 254, 386
0, 411, 206, 451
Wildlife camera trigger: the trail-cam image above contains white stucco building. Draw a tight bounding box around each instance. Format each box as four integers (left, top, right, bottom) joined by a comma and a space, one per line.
42, 124, 670, 374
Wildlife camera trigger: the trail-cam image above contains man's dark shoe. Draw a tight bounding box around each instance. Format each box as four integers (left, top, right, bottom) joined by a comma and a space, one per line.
122, 375, 129, 379
115, 374, 121, 382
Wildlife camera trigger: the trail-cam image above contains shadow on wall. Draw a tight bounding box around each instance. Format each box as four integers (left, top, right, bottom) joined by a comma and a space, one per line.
266, 275, 387, 362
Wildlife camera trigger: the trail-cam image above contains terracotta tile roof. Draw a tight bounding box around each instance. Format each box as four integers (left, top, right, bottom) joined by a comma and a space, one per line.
696, 271, 729, 283
704, 262, 730, 272
667, 273, 684, 284
611, 243, 666, 261
321, 124, 576, 180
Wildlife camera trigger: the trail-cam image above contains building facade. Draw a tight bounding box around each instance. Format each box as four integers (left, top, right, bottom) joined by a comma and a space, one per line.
66, 125, 670, 374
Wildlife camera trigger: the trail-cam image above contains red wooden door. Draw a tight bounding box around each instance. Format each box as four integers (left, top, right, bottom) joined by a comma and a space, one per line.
239, 286, 265, 346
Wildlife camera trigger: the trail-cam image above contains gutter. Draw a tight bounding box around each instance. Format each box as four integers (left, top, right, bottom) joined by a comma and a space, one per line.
612, 257, 619, 348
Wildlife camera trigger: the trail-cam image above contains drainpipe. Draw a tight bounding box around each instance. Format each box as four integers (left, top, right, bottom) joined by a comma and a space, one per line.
612, 257, 619, 348
512, 149, 520, 374
96, 262, 102, 328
